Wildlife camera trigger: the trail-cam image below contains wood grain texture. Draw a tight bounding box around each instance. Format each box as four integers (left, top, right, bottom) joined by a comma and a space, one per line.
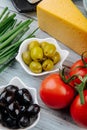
0, 0, 87, 130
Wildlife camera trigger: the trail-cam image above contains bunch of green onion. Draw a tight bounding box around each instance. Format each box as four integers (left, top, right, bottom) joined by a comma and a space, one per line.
0, 7, 37, 73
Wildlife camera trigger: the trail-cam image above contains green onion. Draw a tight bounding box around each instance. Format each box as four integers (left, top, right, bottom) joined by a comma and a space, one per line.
0, 19, 16, 36
0, 21, 31, 49
0, 7, 8, 20
0, 7, 37, 72
0, 19, 33, 42
2, 11, 10, 21
0, 13, 16, 32
0, 58, 15, 73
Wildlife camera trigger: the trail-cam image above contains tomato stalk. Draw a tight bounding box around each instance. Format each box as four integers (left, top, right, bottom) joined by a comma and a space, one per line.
59, 68, 87, 104
75, 75, 87, 104
76, 51, 87, 68
59, 68, 78, 84
81, 51, 87, 67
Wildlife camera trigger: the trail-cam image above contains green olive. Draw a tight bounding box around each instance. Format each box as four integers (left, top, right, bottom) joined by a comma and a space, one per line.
28, 40, 40, 51
42, 59, 54, 71
22, 51, 32, 65
51, 51, 61, 64
22, 40, 60, 73
40, 41, 49, 50
43, 43, 56, 58
42, 55, 47, 62
29, 61, 42, 73
30, 46, 43, 61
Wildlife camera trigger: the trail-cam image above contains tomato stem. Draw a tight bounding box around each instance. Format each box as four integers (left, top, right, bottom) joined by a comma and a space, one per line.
75, 75, 87, 104
71, 52, 87, 70
81, 51, 87, 67
59, 68, 78, 84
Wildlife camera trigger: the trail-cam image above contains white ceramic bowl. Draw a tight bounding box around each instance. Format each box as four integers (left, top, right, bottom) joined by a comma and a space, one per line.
0, 76, 40, 130
83, 0, 87, 12
16, 38, 69, 76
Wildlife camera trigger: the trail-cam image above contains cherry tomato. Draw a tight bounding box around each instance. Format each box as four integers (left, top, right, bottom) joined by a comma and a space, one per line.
69, 58, 87, 86
39, 73, 75, 109
70, 90, 87, 128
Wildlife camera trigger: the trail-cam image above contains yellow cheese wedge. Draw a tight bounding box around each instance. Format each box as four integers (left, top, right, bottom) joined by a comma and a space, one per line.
37, 0, 87, 55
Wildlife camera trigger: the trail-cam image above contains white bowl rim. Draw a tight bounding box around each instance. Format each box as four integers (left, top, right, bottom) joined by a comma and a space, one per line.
0, 76, 40, 130
83, 0, 87, 12
16, 37, 69, 76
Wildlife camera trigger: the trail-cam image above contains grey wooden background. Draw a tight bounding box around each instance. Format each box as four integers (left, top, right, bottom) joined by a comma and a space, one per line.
0, 0, 87, 130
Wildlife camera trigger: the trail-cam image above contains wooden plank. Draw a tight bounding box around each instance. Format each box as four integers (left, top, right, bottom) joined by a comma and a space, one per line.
0, 1, 87, 130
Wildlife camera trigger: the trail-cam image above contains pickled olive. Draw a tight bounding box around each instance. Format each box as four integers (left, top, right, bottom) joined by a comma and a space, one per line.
40, 41, 49, 49
51, 51, 61, 64
43, 43, 56, 58
30, 115, 37, 125
27, 104, 40, 115
29, 61, 42, 73
2, 116, 18, 129
0, 89, 15, 105
18, 115, 30, 128
0, 90, 7, 105
20, 105, 26, 114
33, 104, 40, 115
1, 85, 18, 105
30, 46, 43, 61
5, 85, 19, 92
0, 106, 8, 118
42, 59, 54, 71
8, 101, 20, 119
41, 55, 47, 63
1, 106, 19, 129
22, 40, 61, 74
16, 88, 33, 106
22, 51, 32, 65
0, 103, 5, 114
26, 104, 34, 114
0, 85, 40, 129
28, 40, 40, 51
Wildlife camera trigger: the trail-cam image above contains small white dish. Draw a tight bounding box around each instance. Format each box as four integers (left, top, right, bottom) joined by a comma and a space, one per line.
83, 0, 87, 12
16, 38, 69, 76
27, 0, 40, 4
0, 76, 40, 130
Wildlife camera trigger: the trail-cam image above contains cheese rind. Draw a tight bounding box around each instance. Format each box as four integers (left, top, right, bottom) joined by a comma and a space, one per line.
37, 0, 87, 55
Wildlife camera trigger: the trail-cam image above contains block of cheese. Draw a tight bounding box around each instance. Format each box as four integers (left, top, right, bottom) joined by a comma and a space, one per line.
37, 0, 87, 55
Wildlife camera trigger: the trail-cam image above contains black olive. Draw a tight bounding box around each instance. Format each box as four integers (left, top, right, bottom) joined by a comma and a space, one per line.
30, 114, 38, 125
0, 90, 7, 105
0, 85, 40, 129
33, 104, 40, 115
1, 115, 19, 129
0, 104, 19, 129
5, 85, 19, 93
0, 89, 15, 105
18, 115, 30, 128
16, 88, 33, 106
0, 106, 9, 119
26, 104, 34, 114
0, 100, 5, 113
20, 105, 26, 114
8, 101, 20, 119
26, 104, 40, 116
1, 85, 19, 105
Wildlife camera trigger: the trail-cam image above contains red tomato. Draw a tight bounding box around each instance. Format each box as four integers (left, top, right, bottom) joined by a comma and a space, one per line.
69, 58, 87, 85
70, 90, 87, 128
39, 73, 75, 109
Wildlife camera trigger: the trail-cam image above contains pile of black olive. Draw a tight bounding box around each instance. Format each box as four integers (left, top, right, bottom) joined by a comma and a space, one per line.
0, 85, 40, 129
